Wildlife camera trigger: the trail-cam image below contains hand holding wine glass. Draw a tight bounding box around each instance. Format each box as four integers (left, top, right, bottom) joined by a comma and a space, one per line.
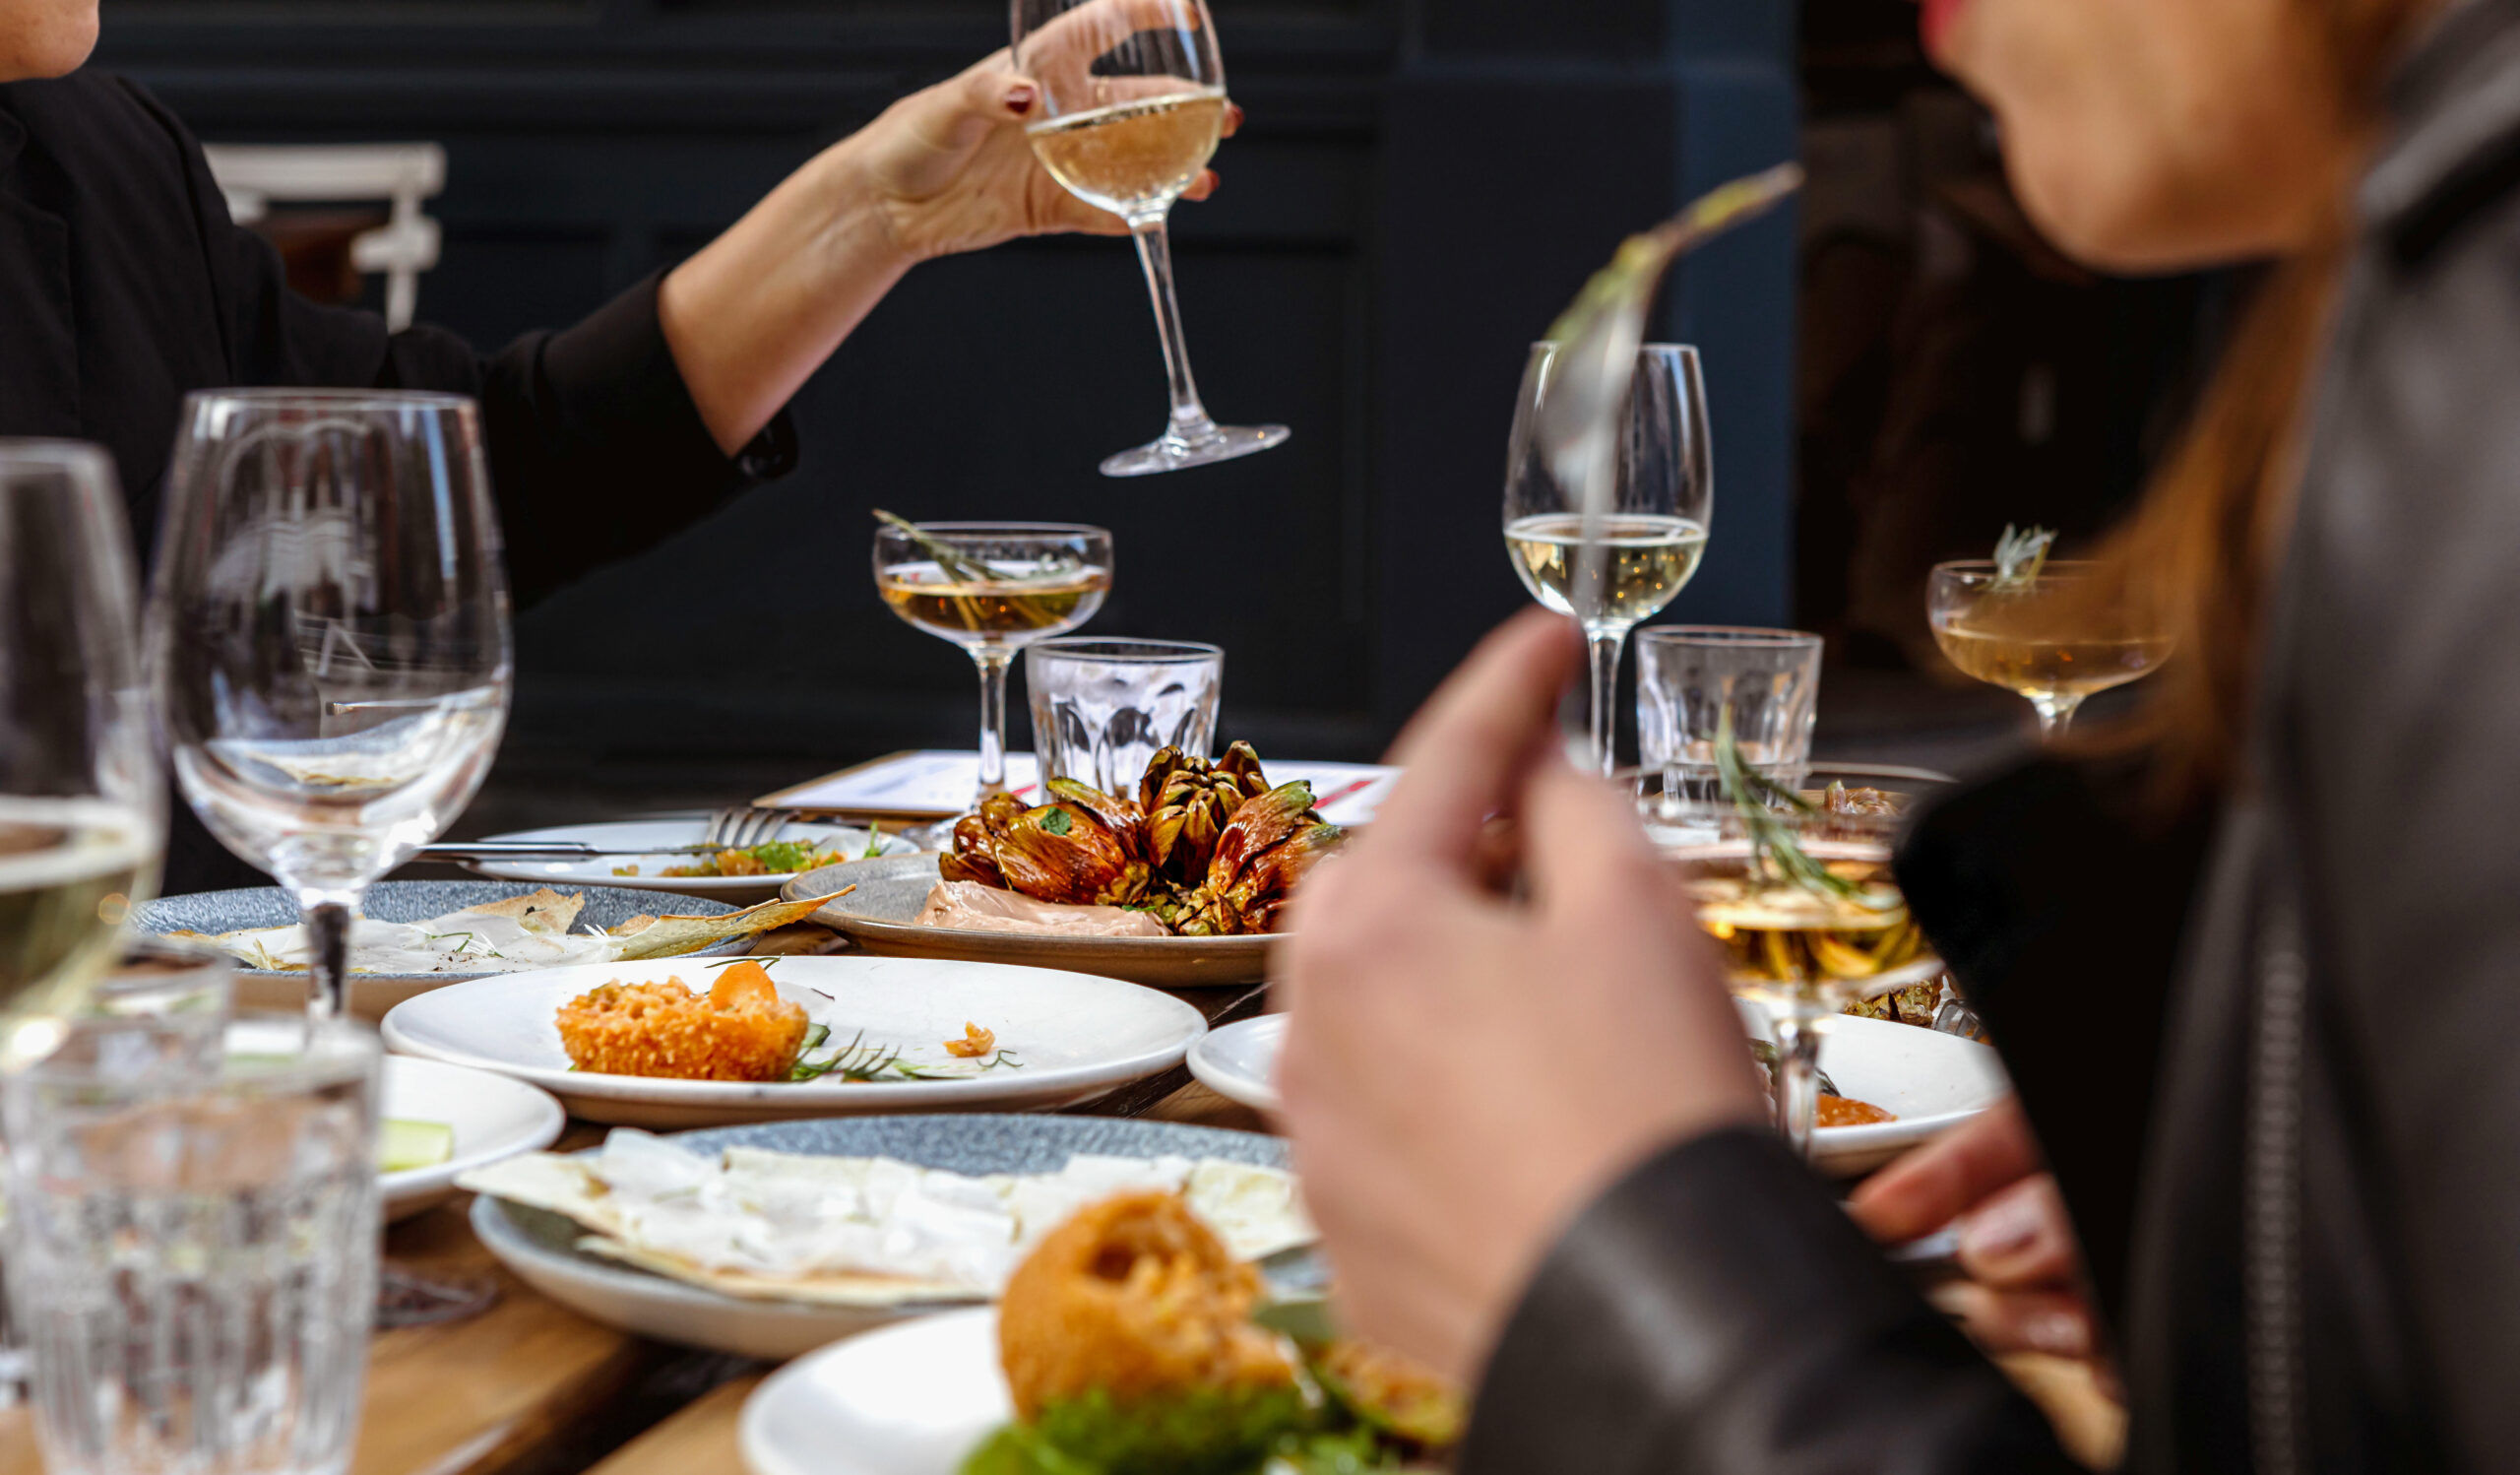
145, 392, 513, 1021
1013, 0, 1288, 476
0, 442, 162, 1072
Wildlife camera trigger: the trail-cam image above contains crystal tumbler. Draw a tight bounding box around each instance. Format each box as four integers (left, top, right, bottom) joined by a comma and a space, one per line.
1026, 638, 1224, 797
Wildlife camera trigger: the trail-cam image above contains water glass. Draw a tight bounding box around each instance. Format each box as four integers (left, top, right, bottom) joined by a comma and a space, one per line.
6, 1013, 379, 1475
1635, 626, 1824, 809
1027, 638, 1224, 797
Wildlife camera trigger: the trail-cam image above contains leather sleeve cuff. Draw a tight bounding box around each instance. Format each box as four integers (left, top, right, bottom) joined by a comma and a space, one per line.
1462, 1126, 2068, 1475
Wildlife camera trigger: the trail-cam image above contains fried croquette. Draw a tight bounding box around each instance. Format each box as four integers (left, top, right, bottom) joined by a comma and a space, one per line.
998, 1189, 1296, 1422
553, 960, 808, 1081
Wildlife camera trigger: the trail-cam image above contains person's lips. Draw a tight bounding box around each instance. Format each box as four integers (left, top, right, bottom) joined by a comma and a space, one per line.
1919, 0, 1967, 57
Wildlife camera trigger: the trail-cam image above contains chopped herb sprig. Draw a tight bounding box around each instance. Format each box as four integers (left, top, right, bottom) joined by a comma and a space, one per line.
1713, 709, 1896, 911
1990, 524, 2058, 593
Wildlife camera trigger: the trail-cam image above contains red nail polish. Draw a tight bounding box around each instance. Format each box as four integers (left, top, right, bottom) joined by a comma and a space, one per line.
1005, 85, 1037, 115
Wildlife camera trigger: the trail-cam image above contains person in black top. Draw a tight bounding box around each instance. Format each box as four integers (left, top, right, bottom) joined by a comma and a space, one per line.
0, 0, 1228, 891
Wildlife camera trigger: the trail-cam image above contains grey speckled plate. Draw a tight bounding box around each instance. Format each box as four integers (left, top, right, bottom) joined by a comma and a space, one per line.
470, 1114, 1295, 1360
137, 880, 739, 1021
785, 856, 1271, 990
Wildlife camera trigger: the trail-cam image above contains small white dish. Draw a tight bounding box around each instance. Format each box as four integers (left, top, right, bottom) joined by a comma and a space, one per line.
378, 1056, 565, 1223
467, 817, 915, 905
380, 955, 1208, 1129
741, 1308, 1008, 1475
1187, 1007, 2012, 1178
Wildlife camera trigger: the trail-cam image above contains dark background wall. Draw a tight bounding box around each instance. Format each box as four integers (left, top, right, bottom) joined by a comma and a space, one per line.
99, 0, 1798, 818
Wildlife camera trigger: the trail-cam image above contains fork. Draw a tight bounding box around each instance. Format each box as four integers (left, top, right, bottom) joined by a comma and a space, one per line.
702, 806, 801, 850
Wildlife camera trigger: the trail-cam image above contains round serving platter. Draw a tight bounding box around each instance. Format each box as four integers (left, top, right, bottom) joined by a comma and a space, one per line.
466, 816, 917, 905
380, 954, 1209, 1128
136, 880, 741, 1022
1186, 1006, 2014, 1179
469, 1114, 1292, 1361
785, 856, 1273, 990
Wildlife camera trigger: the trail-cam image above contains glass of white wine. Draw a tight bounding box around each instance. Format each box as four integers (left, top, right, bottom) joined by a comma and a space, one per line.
1505, 342, 1714, 776
873, 518, 1115, 810
0, 442, 164, 1074
1014, 0, 1288, 477
145, 392, 513, 1022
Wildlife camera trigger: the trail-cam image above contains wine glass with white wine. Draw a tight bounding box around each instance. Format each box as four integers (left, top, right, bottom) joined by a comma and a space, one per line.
1014, 0, 1289, 477
0, 442, 163, 1074
1504, 343, 1714, 776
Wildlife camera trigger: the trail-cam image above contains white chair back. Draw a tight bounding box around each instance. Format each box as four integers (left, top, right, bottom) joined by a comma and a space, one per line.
203, 143, 448, 331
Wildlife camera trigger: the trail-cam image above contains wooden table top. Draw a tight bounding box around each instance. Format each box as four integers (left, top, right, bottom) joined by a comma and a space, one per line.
0, 989, 2124, 1475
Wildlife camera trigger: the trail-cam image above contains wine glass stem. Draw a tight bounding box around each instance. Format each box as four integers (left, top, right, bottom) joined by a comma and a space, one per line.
1584, 625, 1629, 779
296, 885, 360, 1020
973, 646, 1015, 797
1771, 1007, 1824, 1160
2028, 692, 2084, 740
1129, 217, 1218, 441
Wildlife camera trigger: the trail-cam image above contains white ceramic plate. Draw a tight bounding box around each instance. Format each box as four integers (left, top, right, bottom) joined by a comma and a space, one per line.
381, 955, 1208, 1128
470, 1115, 1293, 1360
741, 1308, 1009, 1475
1187, 1007, 2012, 1178
467, 817, 916, 905
379, 1056, 567, 1223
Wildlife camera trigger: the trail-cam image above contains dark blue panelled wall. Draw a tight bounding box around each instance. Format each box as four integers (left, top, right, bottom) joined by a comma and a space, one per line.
98, 0, 1796, 770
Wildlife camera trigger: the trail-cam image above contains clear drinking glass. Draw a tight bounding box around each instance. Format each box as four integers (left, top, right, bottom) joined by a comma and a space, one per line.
1927, 559, 2174, 738
1027, 638, 1224, 796
1664, 801, 1943, 1160
0, 442, 165, 1074
1635, 626, 1824, 812
1014, 0, 1289, 476
5, 1012, 379, 1475
145, 392, 513, 1021
1504, 344, 1714, 777
874, 522, 1114, 806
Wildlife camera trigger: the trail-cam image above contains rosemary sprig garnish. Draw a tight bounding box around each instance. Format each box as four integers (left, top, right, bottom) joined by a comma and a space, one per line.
1713, 709, 1894, 911
786, 1026, 1023, 1083
1990, 524, 2057, 593
873, 509, 1074, 633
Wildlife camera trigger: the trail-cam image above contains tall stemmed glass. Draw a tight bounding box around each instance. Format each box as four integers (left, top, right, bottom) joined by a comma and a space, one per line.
146, 392, 512, 1021
1015, 0, 1289, 477
874, 519, 1113, 810
1927, 560, 2173, 738
1505, 343, 1713, 776
0, 443, 163, 1073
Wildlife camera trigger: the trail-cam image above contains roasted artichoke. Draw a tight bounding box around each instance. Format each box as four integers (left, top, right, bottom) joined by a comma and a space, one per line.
940, 748, 1341, 934
1139, 742, 1271, 886
940, 786, 1154, 908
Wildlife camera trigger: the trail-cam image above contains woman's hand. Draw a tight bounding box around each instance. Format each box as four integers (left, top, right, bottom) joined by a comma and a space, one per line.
848, 51, 1232, 264
1275, 609, 1767, 1386
658, 39, 1233, 454
1850, 1099, 2109, 1367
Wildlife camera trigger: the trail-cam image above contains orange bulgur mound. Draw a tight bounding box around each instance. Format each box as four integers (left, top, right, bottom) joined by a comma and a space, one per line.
554, 960, 808, 1082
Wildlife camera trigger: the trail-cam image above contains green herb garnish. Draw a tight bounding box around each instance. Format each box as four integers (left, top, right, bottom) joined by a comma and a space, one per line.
1713, 710, 1892, 910
874, 509, 1079, 632
1990, 524, 2057, 592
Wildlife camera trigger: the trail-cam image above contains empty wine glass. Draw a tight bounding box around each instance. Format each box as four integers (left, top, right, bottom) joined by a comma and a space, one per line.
0, 442, 163, 1073
873, 520, 1113, 812
145, 392, 512, 1021
1504, 343, 1714, 776
1014, 0, 1289, 476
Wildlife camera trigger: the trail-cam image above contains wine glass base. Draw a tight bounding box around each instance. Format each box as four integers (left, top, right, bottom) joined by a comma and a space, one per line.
1100, 423, 1290, 479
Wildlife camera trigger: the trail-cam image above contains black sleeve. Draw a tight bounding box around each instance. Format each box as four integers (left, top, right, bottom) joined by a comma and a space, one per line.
1462, 1128, 2078, 1475
144, 76, 793, 609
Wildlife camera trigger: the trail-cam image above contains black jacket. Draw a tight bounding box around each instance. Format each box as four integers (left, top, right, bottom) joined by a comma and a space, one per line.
0, 71, 794, 891
1463, 3, 2520, 1470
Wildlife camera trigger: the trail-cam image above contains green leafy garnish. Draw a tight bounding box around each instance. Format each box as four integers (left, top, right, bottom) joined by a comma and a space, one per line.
1713, 710, 1892, 911
787, 1028, 1021, 1083
962, 1385, 1314, 1475
1041, 807, 1073, 837
862, 828, 887, 859
1990, 524, 2057, 592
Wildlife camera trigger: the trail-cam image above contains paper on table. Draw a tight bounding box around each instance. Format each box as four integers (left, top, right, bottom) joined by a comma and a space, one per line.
759, 750, 1396, 827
